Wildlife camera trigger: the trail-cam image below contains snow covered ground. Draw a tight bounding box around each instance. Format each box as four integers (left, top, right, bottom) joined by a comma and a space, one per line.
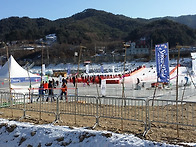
1, 118, 195, 147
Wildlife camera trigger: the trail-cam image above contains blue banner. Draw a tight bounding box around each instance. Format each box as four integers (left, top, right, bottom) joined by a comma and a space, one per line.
155, 43, 170, 83
11, 77, 41, 83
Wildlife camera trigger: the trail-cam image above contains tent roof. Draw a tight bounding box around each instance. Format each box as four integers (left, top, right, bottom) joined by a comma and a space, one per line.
0, 55, 40, 78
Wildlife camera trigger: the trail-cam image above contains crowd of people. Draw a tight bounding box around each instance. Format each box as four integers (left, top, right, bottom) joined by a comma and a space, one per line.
36, 65, 144, 101
69, 75, 101, 87
37, 78, 67, 102
68, 65, 144, 87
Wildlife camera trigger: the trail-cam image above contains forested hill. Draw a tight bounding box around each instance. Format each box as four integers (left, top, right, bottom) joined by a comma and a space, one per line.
167, 15, 196, 29
0, 9, 196, 48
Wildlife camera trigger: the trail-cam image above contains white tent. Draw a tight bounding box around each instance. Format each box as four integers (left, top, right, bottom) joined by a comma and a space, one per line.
0, 55, 41, 93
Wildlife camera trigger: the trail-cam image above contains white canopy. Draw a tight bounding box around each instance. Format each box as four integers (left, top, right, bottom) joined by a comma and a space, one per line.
0, 55, 41, 92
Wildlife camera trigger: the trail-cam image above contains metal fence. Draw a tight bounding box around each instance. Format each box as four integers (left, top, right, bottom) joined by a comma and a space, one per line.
0, 92, 25, 109
0, 91, 196, 136
148, 99, 196, 127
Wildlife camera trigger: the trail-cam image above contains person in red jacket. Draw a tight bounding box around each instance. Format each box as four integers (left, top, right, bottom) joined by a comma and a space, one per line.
43, 81, 48, 94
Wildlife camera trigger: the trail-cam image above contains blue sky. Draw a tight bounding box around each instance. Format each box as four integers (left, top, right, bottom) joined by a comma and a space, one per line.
0, 0, 196, 20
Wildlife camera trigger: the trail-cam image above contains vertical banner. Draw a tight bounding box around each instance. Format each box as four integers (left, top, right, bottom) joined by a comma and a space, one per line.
112, 66, 115, 73
191, 52, 196, 75
155, 43, 170, 83
101, 79, 106, 97
86, 64, 89, 74
42, 64, 45, 76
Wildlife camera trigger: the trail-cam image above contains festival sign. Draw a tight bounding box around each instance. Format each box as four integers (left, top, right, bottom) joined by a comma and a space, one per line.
155, 43, 170, 83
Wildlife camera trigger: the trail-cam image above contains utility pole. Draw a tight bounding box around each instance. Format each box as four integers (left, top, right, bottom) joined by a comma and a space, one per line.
41, 42, 44, 83
150, 39, 153, 60
175, 44, 190, 137
75, 45, 86, 125
121, 42, 130, 131
47, 47, 49, 65
3, 42, 11, 94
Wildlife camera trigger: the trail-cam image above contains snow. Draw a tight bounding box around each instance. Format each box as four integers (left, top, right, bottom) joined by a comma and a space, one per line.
30, 58, 192, 76
0, 118, 187, 147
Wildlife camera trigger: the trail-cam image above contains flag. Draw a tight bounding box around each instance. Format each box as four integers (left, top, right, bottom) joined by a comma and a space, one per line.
191, 52, 196, 75
155, 43, 170, 83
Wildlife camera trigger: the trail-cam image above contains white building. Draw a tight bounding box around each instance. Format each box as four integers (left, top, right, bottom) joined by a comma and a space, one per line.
45, 34, 57, 44
126, 42, 150, 56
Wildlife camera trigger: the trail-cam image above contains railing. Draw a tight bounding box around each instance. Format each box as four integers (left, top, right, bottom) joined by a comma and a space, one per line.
148, 99, 196, 127
0, 91, 195, 136
0, 92, 25, 109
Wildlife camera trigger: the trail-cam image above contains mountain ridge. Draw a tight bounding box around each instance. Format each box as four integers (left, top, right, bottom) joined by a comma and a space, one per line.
0, 9, 195, 64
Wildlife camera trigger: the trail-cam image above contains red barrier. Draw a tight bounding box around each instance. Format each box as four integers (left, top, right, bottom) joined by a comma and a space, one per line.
106, 79, 119, 84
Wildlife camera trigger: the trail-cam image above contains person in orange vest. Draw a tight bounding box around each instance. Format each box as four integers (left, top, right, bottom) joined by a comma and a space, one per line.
60, 82, 67, 101
43, 81, 48, 94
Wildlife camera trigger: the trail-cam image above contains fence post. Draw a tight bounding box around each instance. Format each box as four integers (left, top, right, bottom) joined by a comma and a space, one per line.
93, 96, 99, 129
55, 96, 60, 122
143, 98, 150, 136
76, 88, 78, 100
39, 94, 42, 120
